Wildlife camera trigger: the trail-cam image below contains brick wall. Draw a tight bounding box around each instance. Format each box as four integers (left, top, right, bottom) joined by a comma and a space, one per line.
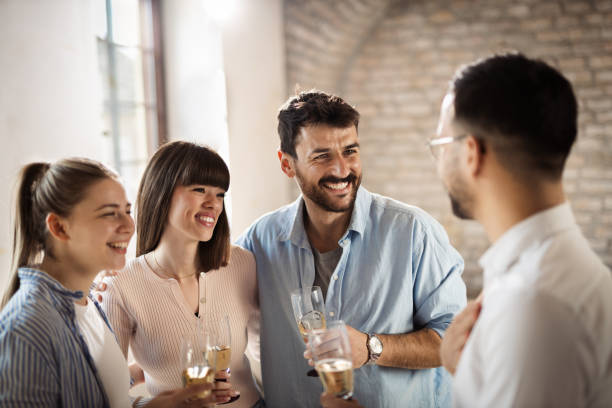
284, 0, 612, 297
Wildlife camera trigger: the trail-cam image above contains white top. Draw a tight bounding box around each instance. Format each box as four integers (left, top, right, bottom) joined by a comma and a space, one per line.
102, 246, 261, 407
453, 203, 612, 407
75, 299, 132, 408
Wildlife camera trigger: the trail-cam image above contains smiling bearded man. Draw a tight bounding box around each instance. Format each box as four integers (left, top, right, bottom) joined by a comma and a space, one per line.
236, 90, 467, 408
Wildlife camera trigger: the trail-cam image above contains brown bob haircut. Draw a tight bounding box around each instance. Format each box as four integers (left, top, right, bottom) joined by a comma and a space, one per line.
137, 141, 231, 272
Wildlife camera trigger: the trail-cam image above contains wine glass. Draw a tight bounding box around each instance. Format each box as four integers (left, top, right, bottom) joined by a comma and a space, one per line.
205, 314, 240, 404
291, 286, 327, 342
207, 315, 232, 374
308, 320, 354, 400
180, 332, 216, 400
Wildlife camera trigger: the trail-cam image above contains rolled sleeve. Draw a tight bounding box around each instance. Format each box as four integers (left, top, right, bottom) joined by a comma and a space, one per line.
412, 220, 467, 338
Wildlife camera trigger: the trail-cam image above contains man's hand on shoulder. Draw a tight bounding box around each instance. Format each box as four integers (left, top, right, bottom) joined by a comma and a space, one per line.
93, 270, 118, 303
440, 295, 482, 375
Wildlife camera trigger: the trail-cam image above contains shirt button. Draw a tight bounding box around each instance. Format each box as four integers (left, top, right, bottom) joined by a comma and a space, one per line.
333, 275, 338, 281
200, 297, 205, 304
329, 311, 335, 317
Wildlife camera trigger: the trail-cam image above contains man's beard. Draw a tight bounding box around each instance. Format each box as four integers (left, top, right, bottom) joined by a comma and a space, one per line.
447, 176, 474, 220
295, 170, 361, 213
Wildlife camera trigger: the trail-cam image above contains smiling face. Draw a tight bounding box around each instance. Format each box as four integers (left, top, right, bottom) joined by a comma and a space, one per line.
165, 184, 226, 243
291, 124, 362, 213
63, 177, 134, 273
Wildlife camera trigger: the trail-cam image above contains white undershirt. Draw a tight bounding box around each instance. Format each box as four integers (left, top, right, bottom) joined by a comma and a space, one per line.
75, 299, 132, 408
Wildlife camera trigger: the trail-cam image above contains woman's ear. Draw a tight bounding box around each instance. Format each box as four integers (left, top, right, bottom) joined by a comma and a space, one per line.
46, 213, 70, 241
277, 150, 296, 178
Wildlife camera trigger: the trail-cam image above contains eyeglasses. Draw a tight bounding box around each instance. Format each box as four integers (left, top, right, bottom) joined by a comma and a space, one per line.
425, 134, 467, 160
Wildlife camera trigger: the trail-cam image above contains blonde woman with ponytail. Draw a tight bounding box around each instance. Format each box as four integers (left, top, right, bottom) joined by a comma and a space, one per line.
0, 158, 213, 407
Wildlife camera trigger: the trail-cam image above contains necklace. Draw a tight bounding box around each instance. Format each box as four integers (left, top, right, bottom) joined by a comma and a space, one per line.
151, 250, 195, 280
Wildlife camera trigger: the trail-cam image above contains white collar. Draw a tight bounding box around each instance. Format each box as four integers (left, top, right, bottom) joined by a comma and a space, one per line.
479, 202, 576, 284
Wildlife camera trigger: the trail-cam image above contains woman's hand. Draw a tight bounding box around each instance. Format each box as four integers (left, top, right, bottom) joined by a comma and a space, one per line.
211, 370, 240, 404
92, 270, 117, 302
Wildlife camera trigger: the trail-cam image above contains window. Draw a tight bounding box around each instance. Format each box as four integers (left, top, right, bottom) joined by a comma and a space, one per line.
97, 0, 166, 199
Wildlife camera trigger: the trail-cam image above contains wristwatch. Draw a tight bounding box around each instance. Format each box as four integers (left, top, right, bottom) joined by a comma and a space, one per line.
366, 333, 383, 365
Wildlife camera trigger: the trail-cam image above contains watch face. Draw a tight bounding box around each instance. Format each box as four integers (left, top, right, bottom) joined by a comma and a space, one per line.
369, 335, 383, 354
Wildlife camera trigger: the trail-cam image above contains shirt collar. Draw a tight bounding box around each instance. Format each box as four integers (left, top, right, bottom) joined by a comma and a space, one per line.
479, 202, 576, 283
280, 186, 371, 248
18, 267, 85, 300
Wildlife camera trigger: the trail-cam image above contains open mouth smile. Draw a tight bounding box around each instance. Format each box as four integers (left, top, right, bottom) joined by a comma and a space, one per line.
196, 214, 216, 228
107, 241, 129, 254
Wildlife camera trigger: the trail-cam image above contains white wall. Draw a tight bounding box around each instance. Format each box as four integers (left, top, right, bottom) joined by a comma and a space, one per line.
222, 0, 291, 237
0, 0, 290, 296
162, 0, 290, 238
0, 0, 109, 295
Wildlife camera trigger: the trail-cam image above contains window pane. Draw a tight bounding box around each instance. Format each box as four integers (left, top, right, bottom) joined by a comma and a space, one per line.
143, 52, 157, 105
97, 39, 111, 102
120, 161, 147, 204
115, 46, 146, 103
117, 105, 149, 163
110, 0, 141, 46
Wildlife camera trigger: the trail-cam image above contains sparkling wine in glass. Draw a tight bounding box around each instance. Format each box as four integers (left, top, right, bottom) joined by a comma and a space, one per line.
308, 320, 354, 400
180, 334, 216, 399
291, 286, 327, 343
206, 315, 232, 373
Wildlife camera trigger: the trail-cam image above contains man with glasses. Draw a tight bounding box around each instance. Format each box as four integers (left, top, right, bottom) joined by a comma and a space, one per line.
322, 54, 612, 407
236, 90, 467, 407
436, 53, 612, 407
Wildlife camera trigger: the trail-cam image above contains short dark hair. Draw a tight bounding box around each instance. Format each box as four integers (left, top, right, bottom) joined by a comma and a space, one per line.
451, 53, 577, 180
278, 90, 360, 158
137, 141, 231, 272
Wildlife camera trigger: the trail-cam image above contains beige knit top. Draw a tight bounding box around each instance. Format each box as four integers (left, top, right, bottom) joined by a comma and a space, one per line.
101, 246, 261, 407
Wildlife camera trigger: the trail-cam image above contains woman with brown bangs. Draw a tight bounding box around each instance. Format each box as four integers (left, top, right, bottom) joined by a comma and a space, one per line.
98, 141, 261, 407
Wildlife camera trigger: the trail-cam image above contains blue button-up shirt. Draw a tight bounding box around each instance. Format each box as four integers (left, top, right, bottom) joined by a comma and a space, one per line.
236, 187, 467, 408
0, 268, 110, 407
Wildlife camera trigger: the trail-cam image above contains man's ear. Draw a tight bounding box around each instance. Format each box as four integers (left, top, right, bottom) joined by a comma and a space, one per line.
278, 150, 296, 178
46, 213, 70, 241
464, 135, 485, 179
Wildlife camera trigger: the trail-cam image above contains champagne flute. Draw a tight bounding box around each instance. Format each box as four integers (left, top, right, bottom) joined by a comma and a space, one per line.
308, 320, 354, 400
291, 286, 327, 343
207, 315, 232, 374
291, 286, 327, 377
180, 333, 216, 400
206, 314, 239, 404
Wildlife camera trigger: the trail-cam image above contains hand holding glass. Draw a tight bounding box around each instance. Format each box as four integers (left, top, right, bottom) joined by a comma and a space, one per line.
308, 321, 354, 400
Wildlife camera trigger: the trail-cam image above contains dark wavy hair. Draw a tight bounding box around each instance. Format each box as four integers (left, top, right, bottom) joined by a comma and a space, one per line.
136, 141, 231, 272
278, 90, 360, 158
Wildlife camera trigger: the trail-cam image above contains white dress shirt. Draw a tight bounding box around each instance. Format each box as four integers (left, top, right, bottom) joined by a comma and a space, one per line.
453, 203, 612, 407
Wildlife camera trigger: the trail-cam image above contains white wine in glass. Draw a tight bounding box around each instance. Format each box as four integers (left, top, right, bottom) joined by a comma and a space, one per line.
291, 286, 327, 342
309, 320, 354, 400
181, 336, 216, 399
206, 315, 232, 373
